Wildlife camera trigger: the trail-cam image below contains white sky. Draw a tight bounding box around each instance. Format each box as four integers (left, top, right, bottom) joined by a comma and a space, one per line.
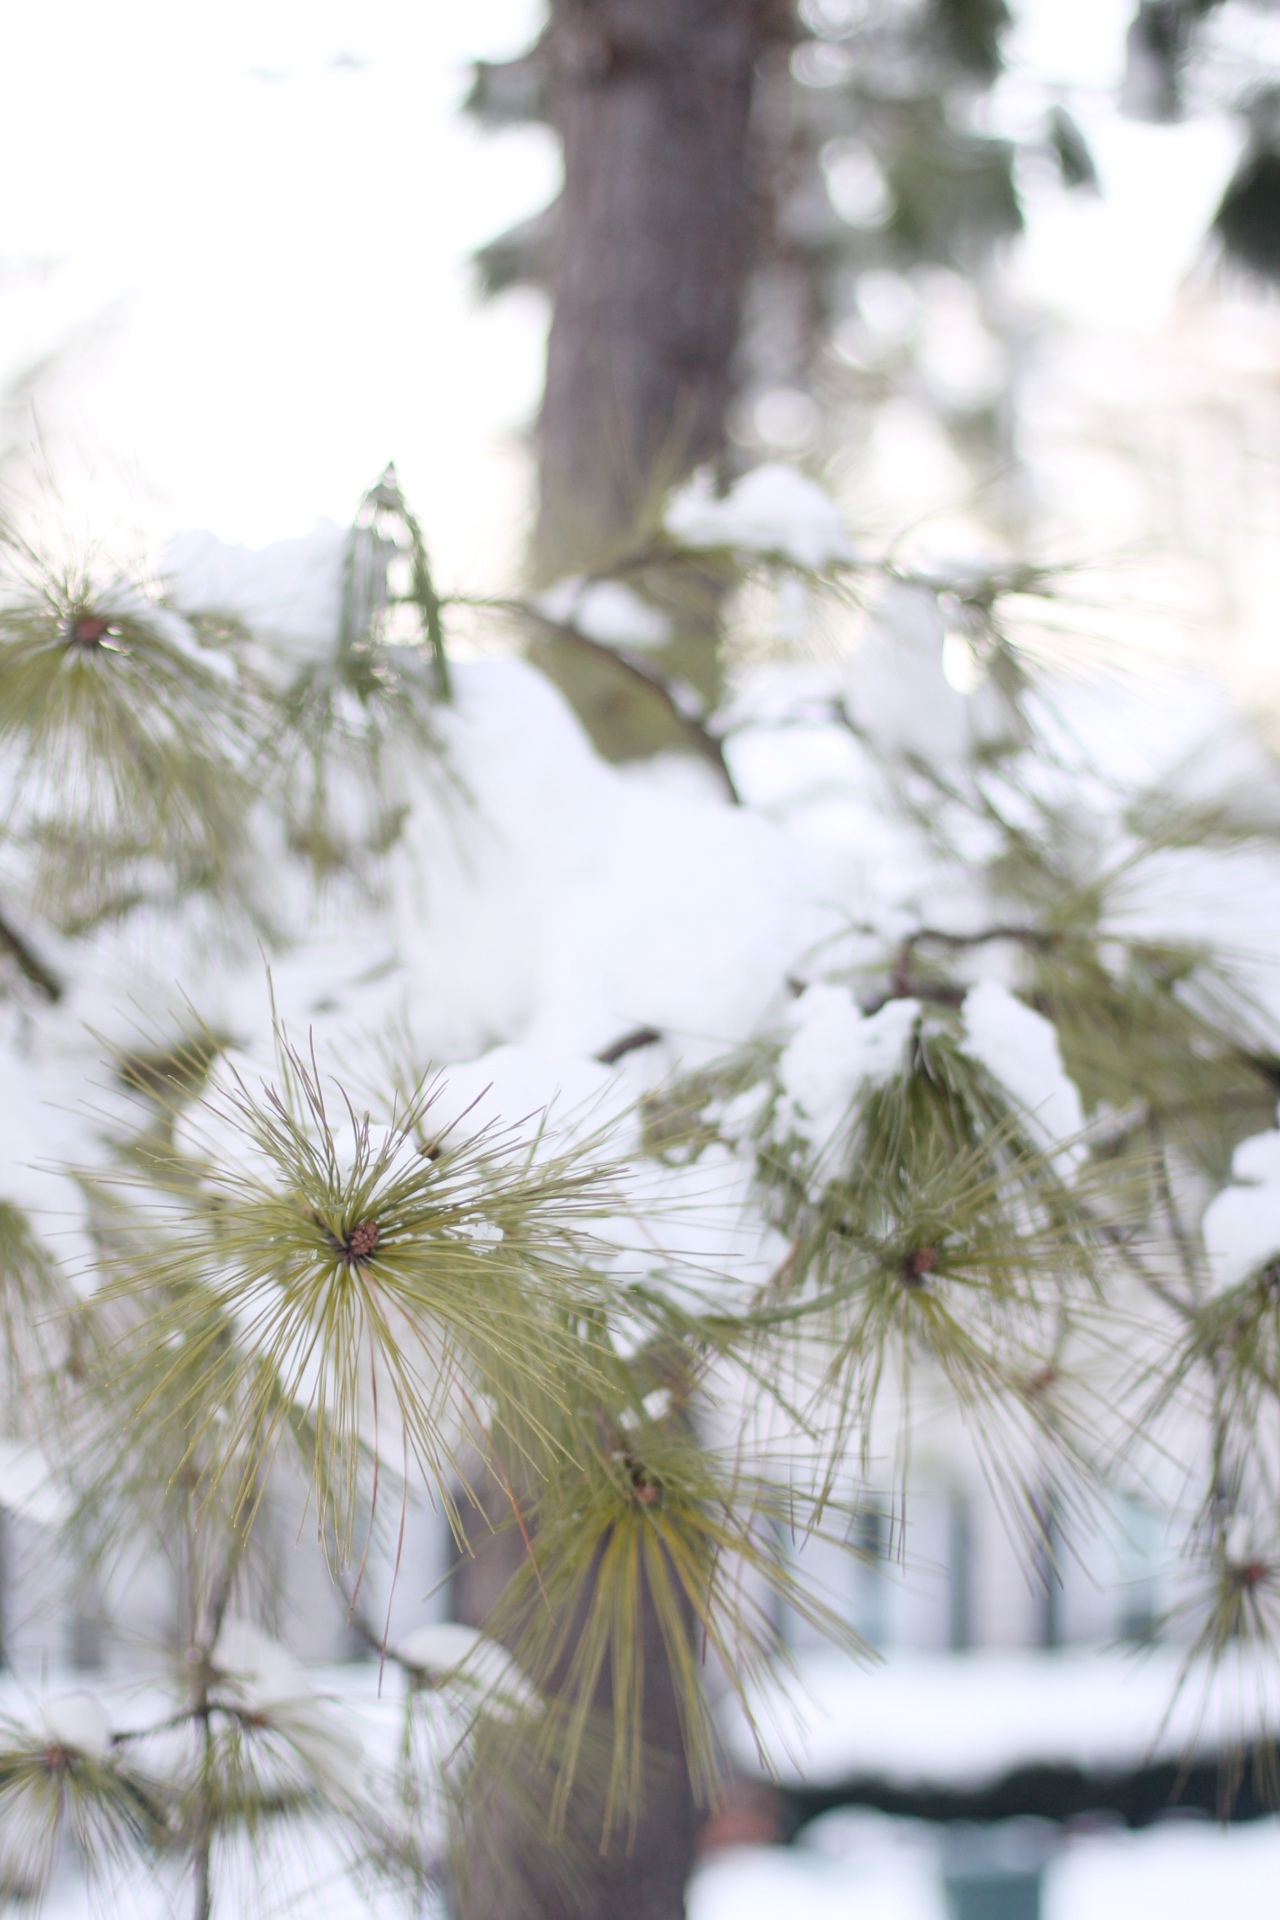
0, 0, 1247, 582
0, 0, 555, 579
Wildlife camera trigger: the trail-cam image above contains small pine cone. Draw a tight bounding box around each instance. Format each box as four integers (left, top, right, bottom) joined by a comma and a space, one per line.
344, 1219, 381, 1265
69, 613, 110, 648
903, 1246, 937, 1284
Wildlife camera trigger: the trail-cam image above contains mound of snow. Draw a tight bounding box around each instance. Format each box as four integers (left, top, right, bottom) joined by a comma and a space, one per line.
961, 981, 1084, 1163
396, 1622, 537, 1719
1201, 1121, 1280, 1292
534, 578, 672, 651
665, 465, 855, 570
779, 987, 920, 1151
164, 520, 346, 659
845, 584, 972, 765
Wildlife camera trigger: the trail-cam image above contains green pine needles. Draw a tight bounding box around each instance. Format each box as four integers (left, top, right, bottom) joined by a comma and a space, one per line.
6, 469, 1280, 1918
100, 1022, 629, 1568
0, 549, 254, 933
272, 467, 455, 880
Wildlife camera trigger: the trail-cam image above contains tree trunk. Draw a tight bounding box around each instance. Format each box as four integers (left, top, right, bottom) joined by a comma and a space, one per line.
530, 0, 774, 761
451, 1468, 703, 1920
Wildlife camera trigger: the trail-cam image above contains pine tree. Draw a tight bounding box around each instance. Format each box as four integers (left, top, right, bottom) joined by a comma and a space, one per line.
3, 446, 1280, 1920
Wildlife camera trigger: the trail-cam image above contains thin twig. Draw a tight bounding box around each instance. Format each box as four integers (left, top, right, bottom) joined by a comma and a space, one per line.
0, 903, 62, 1002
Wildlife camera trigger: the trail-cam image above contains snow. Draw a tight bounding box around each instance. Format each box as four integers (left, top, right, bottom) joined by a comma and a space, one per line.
534, 577, 672, 650
722, 1648, 1280, 1789
163, 519, 347, 658
97, 580, 238, 683
9, 474, 1280, 1916
690, 1835, 945, 1920
214, 1617, 319, 1713
38, 1691, 112, 1759
1042, 1814, 1280, 1920
1231, 1130, 1280, 1185
689, 1817, 1280, 1920
395, 1622, 537, 1718
0, 1046, 105, 1286
844, 583, 974, 764
9, 1660, 1280, 1920
1200, 1115, 1280, 1292
961, 980, 1086, 1163
665, 464, 857, 570
0, 1440, 70, 1529
779, 987, 920, 1150
212, 1619, 365, 1783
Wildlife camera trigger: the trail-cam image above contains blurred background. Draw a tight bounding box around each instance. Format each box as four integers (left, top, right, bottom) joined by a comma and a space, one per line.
2, 0, 1277, 701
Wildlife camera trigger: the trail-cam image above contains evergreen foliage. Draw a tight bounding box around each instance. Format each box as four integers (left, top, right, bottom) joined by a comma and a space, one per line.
2, 463, 1280, 1918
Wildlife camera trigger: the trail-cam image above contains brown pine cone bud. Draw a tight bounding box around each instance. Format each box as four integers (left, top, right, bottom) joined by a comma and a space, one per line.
344, 1219, 381, 1265
1234, 1557, 1269, 1591
903, 1246, 937, 1284
69, 613, 110, 648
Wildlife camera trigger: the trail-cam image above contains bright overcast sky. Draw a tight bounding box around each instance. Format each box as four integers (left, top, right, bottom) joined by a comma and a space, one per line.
0, 0, 1245, 582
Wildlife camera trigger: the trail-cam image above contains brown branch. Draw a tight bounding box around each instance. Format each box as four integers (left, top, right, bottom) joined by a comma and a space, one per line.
455, 594, 742, 804
0, 904, 62, 1003
880, 922, 1060, 1002
595, 1025, 662, 1065
530, 609, 742, 803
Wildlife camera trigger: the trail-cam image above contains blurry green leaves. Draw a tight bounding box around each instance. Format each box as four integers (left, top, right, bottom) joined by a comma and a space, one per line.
1047, 105, 1100, 193
0, 1699, 165, 1902
0, 467, 456, 944
468, 1402, 863, 1841
926, 0, 1010, 79
0, 1658, 409, 1909
881, 102, 1022, 270
1026, 935, 1278, 1180
0, 553, 256, 934
273, 466, 455, 881
0, 1198, 73, 1396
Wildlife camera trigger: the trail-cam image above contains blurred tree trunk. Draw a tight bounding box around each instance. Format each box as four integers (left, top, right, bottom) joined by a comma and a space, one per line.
451, 1467, 702, 1920
530, 0, 778, 761
535, 0, 765, 577
455, 14, 778, 1912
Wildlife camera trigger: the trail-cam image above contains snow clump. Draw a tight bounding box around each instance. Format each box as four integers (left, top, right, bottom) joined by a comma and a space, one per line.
164, 520, 347, 660
778, 986, 920, 1153
396, 1621, 538, 1720
844, 582, 972, 764
961, 980, 1085, 1165
39, 1692, 112, 1759
534, 577, 672, 651
1201, 1124, 1280, 1293
665, 464, 856, 570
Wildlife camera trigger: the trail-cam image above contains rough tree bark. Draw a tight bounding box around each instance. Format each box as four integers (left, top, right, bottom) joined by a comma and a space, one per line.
529, 0, 780, 761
